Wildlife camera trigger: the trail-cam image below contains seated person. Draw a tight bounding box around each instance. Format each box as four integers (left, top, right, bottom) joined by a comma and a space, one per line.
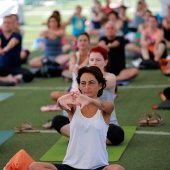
107, 11, 124, 36
64, 5, 86, 37
50, 46, 124, 146
90, 0, 103, 30
100, 0, 114, 18
137, 9, 152, 33
51, 32, 90, 101
118, 5, 131, 35
128, 1, 145, 32
29, 15, 70, 77
40, 32, 90, 112
125, 9, 152, 60
140, 15, 167, 62
29, 66, 125, 170
10, 14, 30, 63
0, 15, 33, 83
98, 21, 138, 81
41, 10, 75, 54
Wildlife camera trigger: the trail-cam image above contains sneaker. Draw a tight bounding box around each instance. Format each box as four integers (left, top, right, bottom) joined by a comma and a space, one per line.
132, 58, 142, 67
166, 54, 170, 60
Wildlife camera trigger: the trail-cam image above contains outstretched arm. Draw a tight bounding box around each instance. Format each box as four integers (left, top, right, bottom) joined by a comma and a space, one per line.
57, 93, 75, 111
73, 92, 114, 114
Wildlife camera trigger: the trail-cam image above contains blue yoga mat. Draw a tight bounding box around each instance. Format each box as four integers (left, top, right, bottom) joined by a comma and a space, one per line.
116, 80, 130, 86
0, 130, 15, 145
0, 92, 15, 102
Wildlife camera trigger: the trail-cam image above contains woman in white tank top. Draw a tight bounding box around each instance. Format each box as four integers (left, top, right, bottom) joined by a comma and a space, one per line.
29, 66, 124, 170
51, 46, 124, 146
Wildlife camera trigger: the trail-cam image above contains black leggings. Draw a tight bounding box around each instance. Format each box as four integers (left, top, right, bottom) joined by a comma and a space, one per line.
163, 87, 170, 99
52, 115, 124, 145
0, 67, 34, 82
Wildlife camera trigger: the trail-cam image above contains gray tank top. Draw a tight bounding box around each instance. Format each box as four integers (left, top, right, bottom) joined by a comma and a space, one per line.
43, 36, 62, 59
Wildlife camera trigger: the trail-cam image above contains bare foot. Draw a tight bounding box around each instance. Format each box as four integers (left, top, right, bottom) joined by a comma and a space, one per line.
4, 74, 17, 83
14, 74, 23, 83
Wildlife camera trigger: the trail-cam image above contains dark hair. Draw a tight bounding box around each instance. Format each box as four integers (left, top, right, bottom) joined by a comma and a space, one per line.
145, 9, 152, 15
10, 14, 19, 20
3, 15, 12, 20
78, 32, 90, 42
52, 10, 61, 23
108, 11, 119, 19
76, 66, 106, 97
149, 15, 158, 21
47, 15, 61, 28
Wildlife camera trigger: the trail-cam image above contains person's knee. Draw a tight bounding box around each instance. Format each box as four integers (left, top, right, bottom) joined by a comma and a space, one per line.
107, 124, 124, 145
163, 87, 170, 99
112, 164, 125, 170
133, 67, 139, 76
29, 162, 39, 170
104, 164, 125, 170
52, 115, 69, 133
29, 59, 35, 67
51, 91, 60, 101
22, 72, 34, 82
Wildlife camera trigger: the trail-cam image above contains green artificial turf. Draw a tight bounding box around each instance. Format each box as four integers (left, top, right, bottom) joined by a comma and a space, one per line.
39, 126, 136, 162
1, 69, 170, 169
1, 1, 170, 169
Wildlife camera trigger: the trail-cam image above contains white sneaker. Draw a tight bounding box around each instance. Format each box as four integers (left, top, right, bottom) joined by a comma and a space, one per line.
132, 58, 142, 67
166, 54, 170, 60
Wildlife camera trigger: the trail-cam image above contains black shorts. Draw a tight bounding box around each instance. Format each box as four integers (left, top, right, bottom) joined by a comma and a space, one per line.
53, 164, 106, 170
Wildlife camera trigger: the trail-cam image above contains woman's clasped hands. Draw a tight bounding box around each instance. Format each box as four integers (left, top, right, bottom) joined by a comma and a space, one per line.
58, 91, 92, 110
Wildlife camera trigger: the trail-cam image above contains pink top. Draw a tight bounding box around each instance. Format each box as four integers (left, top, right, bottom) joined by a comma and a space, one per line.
145, 28, 161, 53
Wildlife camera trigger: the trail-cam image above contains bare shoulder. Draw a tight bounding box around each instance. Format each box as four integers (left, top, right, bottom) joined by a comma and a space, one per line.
105, 72, 116, 82
104, 72, 116, 93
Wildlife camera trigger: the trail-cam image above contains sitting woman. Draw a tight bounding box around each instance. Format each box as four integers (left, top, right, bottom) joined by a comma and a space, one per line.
41, 32, 90, 112
140, 15, 167, 62
51, 32, 90, 101
29, 15, 70, 77
51, 46, 124, 145
29, 66, 125, 170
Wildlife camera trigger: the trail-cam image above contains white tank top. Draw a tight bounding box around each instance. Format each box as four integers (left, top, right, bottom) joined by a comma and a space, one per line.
70, 51, 80, 92
63, 106, 109, 169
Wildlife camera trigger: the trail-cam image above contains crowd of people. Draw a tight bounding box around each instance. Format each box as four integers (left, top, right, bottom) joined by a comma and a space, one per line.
2, 0, 170, 169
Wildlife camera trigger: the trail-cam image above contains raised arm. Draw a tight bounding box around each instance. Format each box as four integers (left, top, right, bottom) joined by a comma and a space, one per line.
69, 54, 77, 72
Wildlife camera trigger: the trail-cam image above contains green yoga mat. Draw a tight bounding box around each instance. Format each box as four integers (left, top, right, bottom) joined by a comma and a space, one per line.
0, 92, 15, 102
0, 130, 15, 145
40, 126, 136, 163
